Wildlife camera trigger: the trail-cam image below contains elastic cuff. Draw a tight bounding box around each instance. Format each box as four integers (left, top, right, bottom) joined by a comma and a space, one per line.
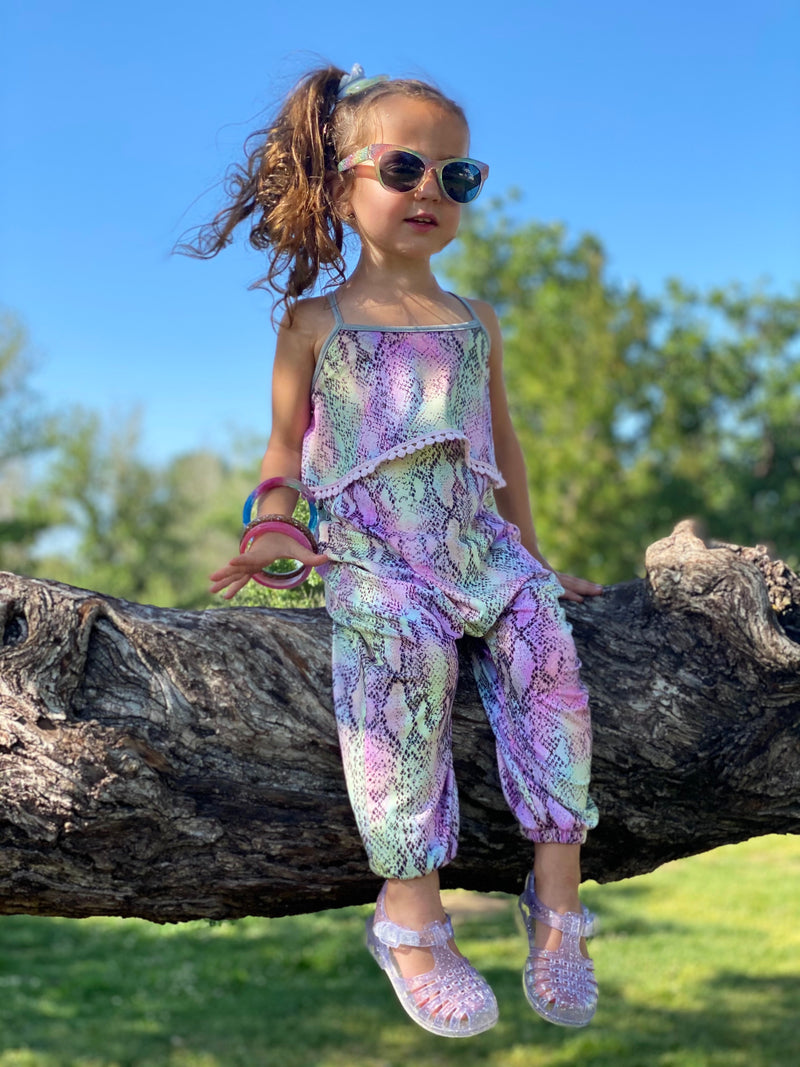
366, 840, 457, 881
520, 826, 590, 846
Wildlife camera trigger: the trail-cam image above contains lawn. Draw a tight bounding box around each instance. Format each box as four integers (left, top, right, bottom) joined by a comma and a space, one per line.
0, 834, 798, 1067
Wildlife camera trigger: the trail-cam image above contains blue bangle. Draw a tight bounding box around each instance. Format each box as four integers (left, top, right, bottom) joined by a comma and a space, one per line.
241, 477, 319, 536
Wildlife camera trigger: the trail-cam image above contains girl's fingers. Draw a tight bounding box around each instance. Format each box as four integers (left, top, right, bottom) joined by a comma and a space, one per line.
555, 580, 584, 603
209, 566, 235, 583
556, 572, 604, 601
222, 577, 250, 600
209, 552, 332, 597
223, 552, 329, 573
209, 574, 240, 595
572, 580, 604, 595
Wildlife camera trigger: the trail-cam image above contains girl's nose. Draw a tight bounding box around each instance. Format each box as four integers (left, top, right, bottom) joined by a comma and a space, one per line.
414, 164, 441, 200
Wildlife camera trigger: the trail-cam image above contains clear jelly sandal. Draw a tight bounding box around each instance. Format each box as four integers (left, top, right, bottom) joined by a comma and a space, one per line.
518, 871, 598, 1027
366, 883, 498, 1038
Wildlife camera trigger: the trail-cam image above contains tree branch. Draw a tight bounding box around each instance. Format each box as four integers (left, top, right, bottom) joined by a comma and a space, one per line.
1, 521, 798, 921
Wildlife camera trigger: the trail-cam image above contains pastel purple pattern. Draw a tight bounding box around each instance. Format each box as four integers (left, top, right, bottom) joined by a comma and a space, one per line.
301, 298, 504, 501
302, 294, 598, 880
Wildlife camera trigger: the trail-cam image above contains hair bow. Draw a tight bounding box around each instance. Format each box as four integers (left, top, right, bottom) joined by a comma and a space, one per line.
336, 63, 389, 101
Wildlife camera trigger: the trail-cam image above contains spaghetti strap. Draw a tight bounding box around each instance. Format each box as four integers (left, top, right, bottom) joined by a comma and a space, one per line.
448, 292, 478, 323
328, 291, 345, 326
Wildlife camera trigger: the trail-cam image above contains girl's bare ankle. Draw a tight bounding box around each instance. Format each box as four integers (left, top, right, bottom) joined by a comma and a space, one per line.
533, 844, 583, 914
383, 874, 445, 928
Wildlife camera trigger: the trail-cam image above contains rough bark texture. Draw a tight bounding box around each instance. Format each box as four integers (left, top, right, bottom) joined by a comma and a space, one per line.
1, 521, 798, 922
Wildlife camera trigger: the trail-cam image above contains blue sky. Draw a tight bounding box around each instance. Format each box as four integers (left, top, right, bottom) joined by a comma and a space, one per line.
2, 0, 798, 464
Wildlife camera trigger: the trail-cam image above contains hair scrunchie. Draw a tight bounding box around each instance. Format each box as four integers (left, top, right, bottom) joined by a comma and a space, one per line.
336, 63, 389, 101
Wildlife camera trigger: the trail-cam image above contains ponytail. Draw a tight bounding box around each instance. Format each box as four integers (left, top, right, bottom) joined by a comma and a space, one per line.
177, 66, 347, 320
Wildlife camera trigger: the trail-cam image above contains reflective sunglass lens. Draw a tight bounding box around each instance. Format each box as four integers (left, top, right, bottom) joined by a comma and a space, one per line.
372, 149, 484, 203
378, 151, 425, 192
441, 161, 483, 203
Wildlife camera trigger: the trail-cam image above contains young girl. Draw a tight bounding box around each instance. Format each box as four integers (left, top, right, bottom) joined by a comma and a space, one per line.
203, 63, 602, 1039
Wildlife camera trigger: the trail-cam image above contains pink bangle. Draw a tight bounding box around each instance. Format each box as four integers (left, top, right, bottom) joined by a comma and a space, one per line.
239, 519, 317, 590
242, 514, 317, 544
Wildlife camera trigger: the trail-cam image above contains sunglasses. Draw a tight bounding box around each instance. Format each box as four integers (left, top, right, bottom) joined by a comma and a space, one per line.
337, 144, 489, 204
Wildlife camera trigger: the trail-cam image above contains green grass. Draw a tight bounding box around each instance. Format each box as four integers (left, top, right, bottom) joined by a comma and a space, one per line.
1, 835, 798, 1066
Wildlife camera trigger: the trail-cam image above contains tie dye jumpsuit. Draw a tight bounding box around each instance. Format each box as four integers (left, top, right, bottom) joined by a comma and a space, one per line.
302, 293, 598, 881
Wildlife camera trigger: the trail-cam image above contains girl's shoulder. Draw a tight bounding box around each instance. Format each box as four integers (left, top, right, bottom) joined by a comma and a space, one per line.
459, 296, 498, 326
458, 297, 501, 345
279, 294, 336, 360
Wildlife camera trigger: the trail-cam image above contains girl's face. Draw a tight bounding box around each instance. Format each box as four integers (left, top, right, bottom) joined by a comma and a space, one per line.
338, 95, 471, 265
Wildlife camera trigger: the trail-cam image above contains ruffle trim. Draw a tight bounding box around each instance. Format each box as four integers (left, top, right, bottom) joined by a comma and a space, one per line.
308, 430, 506, 501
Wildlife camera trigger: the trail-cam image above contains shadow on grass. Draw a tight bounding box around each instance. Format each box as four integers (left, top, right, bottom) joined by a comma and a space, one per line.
581, 881, 685, 939
587, 972, 800, 1067
0, 899, 797, 1067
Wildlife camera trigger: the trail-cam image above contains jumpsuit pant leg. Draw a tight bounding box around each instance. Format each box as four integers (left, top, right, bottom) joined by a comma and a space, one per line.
328, 568, 464, 881
470, 576, 599, 844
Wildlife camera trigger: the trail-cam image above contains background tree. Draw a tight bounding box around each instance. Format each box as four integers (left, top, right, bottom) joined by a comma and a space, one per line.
445, 199, 800, 583
31, 410, 258, 608
0, 311, 58, 573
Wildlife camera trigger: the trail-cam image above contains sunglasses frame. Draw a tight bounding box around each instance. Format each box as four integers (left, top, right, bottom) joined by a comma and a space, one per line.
337, 143, 489, 204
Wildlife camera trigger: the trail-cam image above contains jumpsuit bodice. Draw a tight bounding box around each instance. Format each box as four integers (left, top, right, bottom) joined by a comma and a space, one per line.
300, 290, 560, 639
301, 293, 506, 501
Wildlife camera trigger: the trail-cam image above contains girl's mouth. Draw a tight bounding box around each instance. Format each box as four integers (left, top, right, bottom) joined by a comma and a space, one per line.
405, 214, 438, 228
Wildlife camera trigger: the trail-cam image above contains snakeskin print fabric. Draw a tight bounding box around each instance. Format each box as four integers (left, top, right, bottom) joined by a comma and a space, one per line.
301, 295, 504, 502
317, 443, 598, 880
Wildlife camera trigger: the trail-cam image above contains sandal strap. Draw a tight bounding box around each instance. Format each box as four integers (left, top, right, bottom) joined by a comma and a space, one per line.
371, 882, 456, 948
372, 912, 455, 949
522, 873, 597, 938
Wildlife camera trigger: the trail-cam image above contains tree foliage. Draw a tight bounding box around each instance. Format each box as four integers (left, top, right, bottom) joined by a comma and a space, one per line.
445, 199, 800, 581
32, 410, 256, 608
0, 314, 265, 608
0, 313, 58, 571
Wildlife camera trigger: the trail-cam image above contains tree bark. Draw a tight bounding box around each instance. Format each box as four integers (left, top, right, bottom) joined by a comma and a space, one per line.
1, 521, 798, 922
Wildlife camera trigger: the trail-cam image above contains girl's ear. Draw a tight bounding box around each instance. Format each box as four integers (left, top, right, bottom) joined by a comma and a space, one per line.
330, 173, 354, 224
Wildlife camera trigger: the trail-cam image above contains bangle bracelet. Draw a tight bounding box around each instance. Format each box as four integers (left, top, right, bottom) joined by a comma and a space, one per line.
239, 518, 317, 590
242, 477, 319, 536
241, 513, 318, 549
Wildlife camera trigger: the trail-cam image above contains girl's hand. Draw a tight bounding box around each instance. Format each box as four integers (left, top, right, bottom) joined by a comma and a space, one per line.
553, 571, 604, 603
532, 552, 604, 604
209, 531, 330, 600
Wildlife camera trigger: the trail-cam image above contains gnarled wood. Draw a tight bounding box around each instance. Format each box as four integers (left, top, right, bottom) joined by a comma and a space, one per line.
0, 521, 798, 921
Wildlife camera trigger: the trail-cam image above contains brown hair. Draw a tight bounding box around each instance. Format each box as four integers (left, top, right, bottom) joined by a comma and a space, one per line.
176, 65, 469, 320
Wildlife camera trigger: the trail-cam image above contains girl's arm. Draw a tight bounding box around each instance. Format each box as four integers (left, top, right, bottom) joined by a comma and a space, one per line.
474, 300, 602, 604
209, 301, 330, 598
